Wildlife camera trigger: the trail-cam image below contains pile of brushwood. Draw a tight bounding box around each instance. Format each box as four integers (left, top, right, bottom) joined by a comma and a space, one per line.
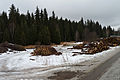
0, 42, 26, 53
31, 45, 62, 56
73, 37, 120, 54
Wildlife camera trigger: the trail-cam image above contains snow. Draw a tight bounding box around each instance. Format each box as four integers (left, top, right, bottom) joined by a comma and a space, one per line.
0, 43, 120, 71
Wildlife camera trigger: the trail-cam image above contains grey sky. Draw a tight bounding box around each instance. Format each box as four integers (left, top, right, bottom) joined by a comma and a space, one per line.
0, 0, 120, 30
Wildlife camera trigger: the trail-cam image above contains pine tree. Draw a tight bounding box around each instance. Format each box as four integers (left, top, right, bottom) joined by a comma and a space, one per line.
35, 7, 40, 30
8, 4, 17, 43
103, 26, 107, 37
3, 28, 10, 42
40, 26, 51, 44
43, 8, 48, 24
0, 4, 113, 45
0, 12, 8, 42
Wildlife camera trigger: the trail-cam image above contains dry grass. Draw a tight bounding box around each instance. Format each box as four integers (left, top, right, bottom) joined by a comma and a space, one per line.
60, 41, 75, 45
24, 45, 36, 49
60, 41, 77, 46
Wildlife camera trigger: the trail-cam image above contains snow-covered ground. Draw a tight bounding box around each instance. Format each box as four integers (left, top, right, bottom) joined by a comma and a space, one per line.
0, 43, 120, 71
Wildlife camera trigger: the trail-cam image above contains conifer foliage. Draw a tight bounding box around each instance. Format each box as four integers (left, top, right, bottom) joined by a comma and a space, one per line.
0, 4, 114, 45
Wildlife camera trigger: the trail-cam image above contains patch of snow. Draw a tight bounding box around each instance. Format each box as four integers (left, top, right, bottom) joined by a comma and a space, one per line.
73, 42, 83, 44
0, 44, 120, 71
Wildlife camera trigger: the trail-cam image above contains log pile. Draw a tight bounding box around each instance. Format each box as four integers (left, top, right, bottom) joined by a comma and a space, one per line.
73, 37, 120, 54
100, 37, 120, 47
31, 46, 62, 56
73, 41, 89, 49
0, 42, 26, 53
81, 42, 109, 54
0, 47, 8, 53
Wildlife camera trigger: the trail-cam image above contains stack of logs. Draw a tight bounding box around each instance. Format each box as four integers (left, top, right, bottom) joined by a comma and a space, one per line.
31, 45, 62, 56
0, 42, 26, 53
73, 37, 120, 54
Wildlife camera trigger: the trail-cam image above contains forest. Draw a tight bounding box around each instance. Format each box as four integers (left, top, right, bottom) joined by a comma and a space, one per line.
0, 4, 115, 45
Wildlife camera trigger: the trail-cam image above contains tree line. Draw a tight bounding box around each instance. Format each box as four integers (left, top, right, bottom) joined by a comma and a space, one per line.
0, 4, 114, 45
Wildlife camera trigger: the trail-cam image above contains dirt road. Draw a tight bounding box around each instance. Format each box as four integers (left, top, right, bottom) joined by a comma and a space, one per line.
81, 51, 120, 80
99, 54, 120, 80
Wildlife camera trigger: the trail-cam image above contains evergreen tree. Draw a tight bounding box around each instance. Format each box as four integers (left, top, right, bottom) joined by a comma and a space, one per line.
0, 12, 8, 42
8, 4, 17, 43
3, 28, 10, 42
103, 26, 107, 37
0, 4, 114, 45
39, 26, 51, 44
43, 8, 48, 24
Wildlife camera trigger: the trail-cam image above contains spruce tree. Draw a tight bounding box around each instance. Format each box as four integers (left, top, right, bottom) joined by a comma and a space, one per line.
0, 4, 113, 45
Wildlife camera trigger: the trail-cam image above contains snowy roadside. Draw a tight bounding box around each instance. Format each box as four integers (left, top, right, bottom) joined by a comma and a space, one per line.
0, 43, 120, 79
0, 44, 120, 71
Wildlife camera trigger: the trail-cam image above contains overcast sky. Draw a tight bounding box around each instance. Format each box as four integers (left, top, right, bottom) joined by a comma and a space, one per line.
0, 0, 120, 30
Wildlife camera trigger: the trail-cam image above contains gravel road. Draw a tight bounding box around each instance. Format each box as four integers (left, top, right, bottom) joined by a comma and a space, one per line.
81, 51, 120, 80
99, 56, 120, 80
